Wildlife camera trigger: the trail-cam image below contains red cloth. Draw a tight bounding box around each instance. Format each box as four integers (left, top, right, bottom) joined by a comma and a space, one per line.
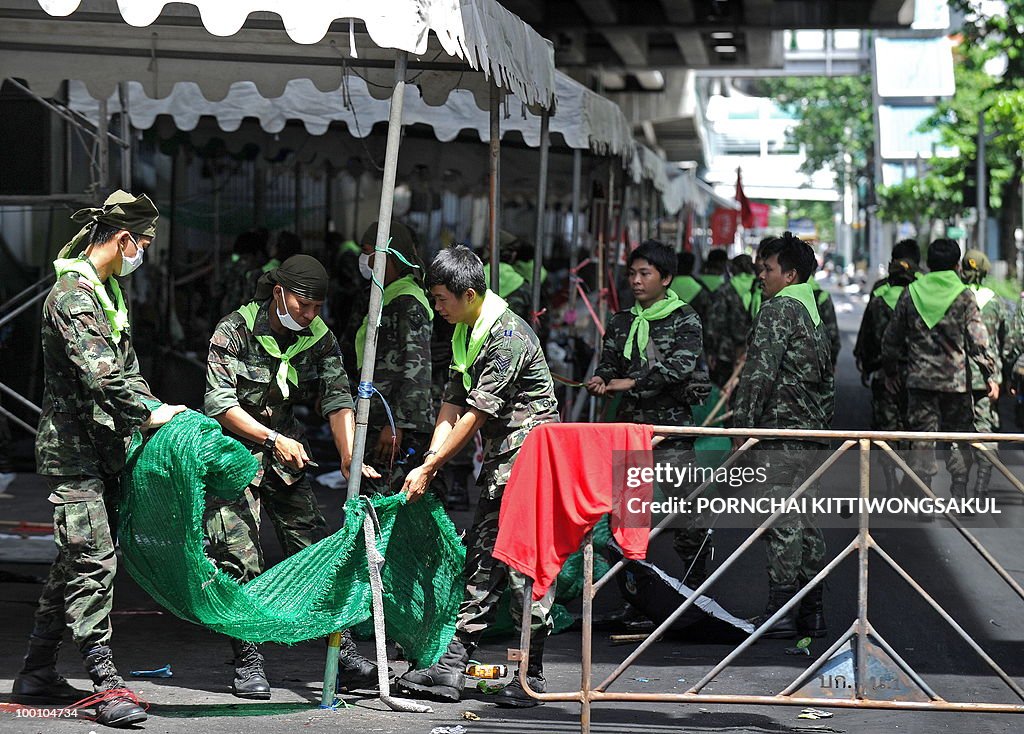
493, 423, 654, 600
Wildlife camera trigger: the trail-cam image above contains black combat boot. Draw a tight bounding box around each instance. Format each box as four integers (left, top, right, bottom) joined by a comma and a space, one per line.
748, 583, 799, 639
880, 461, 900, 499
974, 461, 994, 500
951, 477, 974, 517
336, 629, 383, 691
231, 639, 271, 700
82, 645, 147, 728
796, 583, 827, 638
11, 632, 90, 704
397, 637, 469, 702
494, 634, 546, 708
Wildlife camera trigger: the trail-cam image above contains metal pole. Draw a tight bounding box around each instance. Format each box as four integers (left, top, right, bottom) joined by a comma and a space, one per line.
0, 404, 36, 436
566, 149, 583, 413
488, 82, 501, 293
0, 288, 48, 330
0, 382, 41, 414
0, 275, 53, 315
978, 110, 987, 252
581, 531, 594, 734
319, 51, 408, 710
531, 110, 550, 319
96, 96, 109, 193
611, 184, 630, 298
855, 439, 870, 700
118, 82, 132, 188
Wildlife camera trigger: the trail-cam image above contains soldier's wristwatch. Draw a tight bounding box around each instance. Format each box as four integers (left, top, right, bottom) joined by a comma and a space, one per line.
263, 430, 280, 451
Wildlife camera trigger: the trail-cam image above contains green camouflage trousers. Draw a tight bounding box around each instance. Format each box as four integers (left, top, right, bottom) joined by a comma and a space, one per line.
905, 389, 973, 485
203, 468, 327, 583
871, 377, 907, 432
455, 475, 554, 648
33, 476, 119, 652
753, 442, 826, 588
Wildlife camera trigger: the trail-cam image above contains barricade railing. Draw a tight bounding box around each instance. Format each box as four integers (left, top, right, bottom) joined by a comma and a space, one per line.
510, 426, 1024, 733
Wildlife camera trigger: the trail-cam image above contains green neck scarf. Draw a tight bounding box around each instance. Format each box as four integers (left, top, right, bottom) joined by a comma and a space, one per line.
669, 275, 703, 305
451, 290, 509, 390
53, 257, 128, 344
775, 282, 821, 327
730, 272, 755, 311
698, 274, 724, 293
261, 258, 281, 273
624, 290, 686, 363
483, 262, 526, 299
237, 302, 329, 398
874, 283, 905, 311
513, 260, 548, 284
339, 240, 360, 256
355, 275, 432, 369
908, 270, 968, 330
750, 285, 762, 317
970, 284, 997, 311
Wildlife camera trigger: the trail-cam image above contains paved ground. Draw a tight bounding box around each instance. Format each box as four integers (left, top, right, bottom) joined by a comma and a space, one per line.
2, 283, 1024, 733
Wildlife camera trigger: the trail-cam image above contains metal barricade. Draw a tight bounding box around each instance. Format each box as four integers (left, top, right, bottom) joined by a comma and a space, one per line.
510, 426, 1024, 732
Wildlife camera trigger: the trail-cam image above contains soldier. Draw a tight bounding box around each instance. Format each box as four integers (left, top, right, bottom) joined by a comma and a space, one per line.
354, 221, 436, 493
707, 254, 756, 387
203, 255, 381, 699
881, 238, 996, 503
808, 275, 841, 368
960, 250, 1007, 501
586, 240, 713, 585
219, 230, 265, 316
482, 231, 533, 322
853, 241, 919, 496
699, 248, 728, 293
12, 191, 187, 727
733, 233, 834, 639
669, 251, 712, 327
398, 245, 559, 708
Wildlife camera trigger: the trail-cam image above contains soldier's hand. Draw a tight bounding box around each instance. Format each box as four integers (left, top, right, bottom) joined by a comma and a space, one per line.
988, 380, 1000, 401
403, 464, 435, 503
143, 403, 187, 431
273, 435, 309, 472
585, 376, 607, 396
606, 378, 636, 393
372, 426, 403, 465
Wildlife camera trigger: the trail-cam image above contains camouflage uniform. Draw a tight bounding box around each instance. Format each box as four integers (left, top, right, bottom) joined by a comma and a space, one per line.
504, 282, 533, 324
442, 307, 560, 644
733, 294, 834, 588
706, 278, 752, 386
595, 303, 714, 580
669, 275, 713, 330
203, 300, 354, 582
32, 262, 155, 652
361, 292, 436, 494
219, 256, 258, 317
854, 280, 910, 432
881, 287, 995, 488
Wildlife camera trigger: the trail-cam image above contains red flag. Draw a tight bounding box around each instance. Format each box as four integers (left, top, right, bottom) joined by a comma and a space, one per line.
735, 168, 754, 229
710, 207, 738, 245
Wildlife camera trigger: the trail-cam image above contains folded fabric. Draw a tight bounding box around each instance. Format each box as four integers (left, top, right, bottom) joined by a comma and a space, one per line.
119, 411, 465, 667
493, 423, 654, 600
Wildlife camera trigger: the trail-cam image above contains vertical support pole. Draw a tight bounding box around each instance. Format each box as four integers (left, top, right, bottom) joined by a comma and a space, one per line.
294, 161, 303, 235
566, 149, 583, 414
212, 169, 221, 282
611, 183, 629, 297
580, 531, 594, 734
254, 157, 266, 227
531, 109, 550, 319
324, 161, 334, 258
320, 50, 408, 710
855, 438, 871, 700
118, 82, 132, 189
96, 96, 109, 193
977, 110, 987, 252
488, 81, 501, 293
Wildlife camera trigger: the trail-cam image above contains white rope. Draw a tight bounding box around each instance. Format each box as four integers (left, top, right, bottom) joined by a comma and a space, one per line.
361, 500, 433, 713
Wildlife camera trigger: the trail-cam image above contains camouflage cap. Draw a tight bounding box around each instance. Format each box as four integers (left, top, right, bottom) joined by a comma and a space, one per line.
962, 248, 990, 274
58, 190, 160, 259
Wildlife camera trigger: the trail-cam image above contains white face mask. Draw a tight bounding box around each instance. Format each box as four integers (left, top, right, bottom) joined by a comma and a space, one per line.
358, 252, 373, 280
275, 287, 305, 331
117, 233, 145, 276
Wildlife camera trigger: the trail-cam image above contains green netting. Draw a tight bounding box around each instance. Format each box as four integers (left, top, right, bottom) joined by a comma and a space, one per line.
119, 410, 465, 667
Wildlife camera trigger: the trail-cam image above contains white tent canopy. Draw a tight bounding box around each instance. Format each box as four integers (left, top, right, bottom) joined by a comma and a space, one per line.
1, 0, 556, 108
67, 70, 635, 158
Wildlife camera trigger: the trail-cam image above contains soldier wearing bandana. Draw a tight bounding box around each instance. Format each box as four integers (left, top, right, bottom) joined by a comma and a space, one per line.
203, 254, 380, 699
398, 245, 558, 708
12, 191, 186, 728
